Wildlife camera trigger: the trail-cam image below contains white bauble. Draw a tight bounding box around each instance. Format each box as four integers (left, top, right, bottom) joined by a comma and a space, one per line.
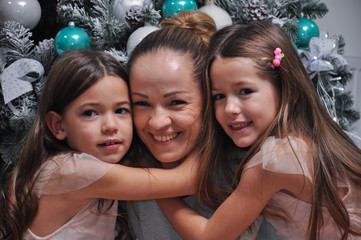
199, 5, 232, 30
0, 0, 41, 30
127, 25, 159, 56
113, 0, 151, 24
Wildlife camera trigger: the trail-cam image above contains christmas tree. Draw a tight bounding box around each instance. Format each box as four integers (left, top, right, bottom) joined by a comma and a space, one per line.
0, 0, 360, 178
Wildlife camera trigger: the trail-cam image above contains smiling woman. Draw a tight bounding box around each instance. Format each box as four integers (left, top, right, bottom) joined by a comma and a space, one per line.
125, 10, 219, 239
125, 10, 282, 240
130, 52, 202, 168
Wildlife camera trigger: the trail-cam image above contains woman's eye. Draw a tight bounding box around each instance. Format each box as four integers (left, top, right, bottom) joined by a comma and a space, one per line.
170, 100, 185, 106
116, 108, 130, 115
213, 94, 225, 101
133, 101, 149, 106
240, 89, 252, 95
82, 110, 97, 117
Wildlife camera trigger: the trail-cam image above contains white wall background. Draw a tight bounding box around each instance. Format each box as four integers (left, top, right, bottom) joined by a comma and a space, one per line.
315, 0, 361, 137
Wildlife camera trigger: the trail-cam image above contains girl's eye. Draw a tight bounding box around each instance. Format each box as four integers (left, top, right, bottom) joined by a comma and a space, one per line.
213, 94, 225, 101
116, 108, 130, 115
82, 110, 97, 117
170, 100, 185, 106
133, 101, 149, 106
240, 89, 252, 95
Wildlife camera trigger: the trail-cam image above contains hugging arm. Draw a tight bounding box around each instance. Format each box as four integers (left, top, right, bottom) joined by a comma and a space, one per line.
157, 166, 286, 240
77, 151, 199, 201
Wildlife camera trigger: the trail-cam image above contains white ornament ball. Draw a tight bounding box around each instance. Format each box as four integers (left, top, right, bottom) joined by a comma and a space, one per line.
127, 25, 159, 56
199, 5, 232, 30
113, 0, 151, 25
0, 0, 41, 30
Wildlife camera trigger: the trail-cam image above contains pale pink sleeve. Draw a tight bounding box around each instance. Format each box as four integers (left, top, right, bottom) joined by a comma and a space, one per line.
35, 153, 114, 197
244, 137, 313, 182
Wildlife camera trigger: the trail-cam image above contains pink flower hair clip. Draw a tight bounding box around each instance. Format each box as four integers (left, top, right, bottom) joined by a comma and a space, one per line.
271, 48, 284, 68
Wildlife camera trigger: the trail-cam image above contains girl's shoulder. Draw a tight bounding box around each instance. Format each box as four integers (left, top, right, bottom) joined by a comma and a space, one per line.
245, 136, 313, 182
35, 152, 115, 197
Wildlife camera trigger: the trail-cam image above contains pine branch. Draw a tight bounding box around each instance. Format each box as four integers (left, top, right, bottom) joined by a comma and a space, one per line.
104, 48, 128, 67
0, 21, 35, 63
142, 2, 162, 26
301, 0, 328, 19
31, 39, 57, 74
214, 0, 247, 24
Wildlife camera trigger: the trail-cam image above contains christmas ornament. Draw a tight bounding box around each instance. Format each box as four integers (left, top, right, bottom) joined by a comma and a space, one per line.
0, 58, 44, 114
113, 0, 151, 25
0, 0, 41, 30
126, 25, 159, 56
125, 8, 145, 30
162, 0, 198, 18
198, 4, 232, 30
296, 17, 319, 49
54, 22, 91, 55
243, 0, 270, 22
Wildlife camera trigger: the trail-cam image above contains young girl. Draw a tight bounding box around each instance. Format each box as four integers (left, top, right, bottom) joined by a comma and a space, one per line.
0, 50, 198, 240
157, 22, 361, 239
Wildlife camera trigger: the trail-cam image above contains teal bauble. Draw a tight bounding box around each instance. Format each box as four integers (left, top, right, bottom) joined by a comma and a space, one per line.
54, 22, 91, 55
297, 17, 319, 49
162, 0, 198, 18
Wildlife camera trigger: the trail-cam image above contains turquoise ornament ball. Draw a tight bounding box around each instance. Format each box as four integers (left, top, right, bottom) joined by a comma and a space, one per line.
162, 0, 198, 18
54, 23, 91, 55
297, 17, 319, 49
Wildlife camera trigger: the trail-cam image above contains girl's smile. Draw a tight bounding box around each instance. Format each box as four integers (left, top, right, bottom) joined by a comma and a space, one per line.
211, 56, 279, 148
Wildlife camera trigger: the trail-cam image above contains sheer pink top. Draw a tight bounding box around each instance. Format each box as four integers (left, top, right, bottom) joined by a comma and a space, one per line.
23, 153, 117, 240
244, 137, 361, 239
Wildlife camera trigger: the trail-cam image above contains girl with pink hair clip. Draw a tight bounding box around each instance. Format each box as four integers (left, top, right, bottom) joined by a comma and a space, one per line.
158, 22, 361, 240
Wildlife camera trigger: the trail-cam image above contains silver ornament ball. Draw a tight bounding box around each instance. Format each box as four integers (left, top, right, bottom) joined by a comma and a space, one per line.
0, 0, 41, 30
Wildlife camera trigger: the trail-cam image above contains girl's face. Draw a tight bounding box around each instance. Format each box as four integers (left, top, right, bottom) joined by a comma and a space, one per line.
211, 57, 279, 148
52, 75, 133, 164
130, 51, 202, 168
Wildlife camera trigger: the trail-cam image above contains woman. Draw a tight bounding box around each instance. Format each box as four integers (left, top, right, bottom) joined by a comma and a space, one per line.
126, 11, 280, 239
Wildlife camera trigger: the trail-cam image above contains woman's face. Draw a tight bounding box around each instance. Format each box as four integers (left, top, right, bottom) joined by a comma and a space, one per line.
130, 50, 202, 168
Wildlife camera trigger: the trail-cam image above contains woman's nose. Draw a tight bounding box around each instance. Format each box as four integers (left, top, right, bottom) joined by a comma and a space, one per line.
148, 107, 171, 130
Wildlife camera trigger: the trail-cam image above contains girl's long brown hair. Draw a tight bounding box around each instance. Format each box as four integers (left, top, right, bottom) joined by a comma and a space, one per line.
198, 22, 361, 239
0, 50, 131, 240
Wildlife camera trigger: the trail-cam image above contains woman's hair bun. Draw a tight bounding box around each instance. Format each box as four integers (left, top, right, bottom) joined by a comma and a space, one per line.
161, 10, 217, 45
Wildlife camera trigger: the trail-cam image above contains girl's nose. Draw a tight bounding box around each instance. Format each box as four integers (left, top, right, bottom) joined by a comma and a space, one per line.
148, 107, 171, 130
101, 114, 119, 134
224, 97, 241, 115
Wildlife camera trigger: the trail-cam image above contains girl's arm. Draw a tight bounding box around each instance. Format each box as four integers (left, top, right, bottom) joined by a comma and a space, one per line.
157, 166, 296, 240
78, 152, 199, 200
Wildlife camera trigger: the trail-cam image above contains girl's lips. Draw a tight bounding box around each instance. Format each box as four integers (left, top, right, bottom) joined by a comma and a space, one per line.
98, 140, 121, 149
229, 121, 252, 130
